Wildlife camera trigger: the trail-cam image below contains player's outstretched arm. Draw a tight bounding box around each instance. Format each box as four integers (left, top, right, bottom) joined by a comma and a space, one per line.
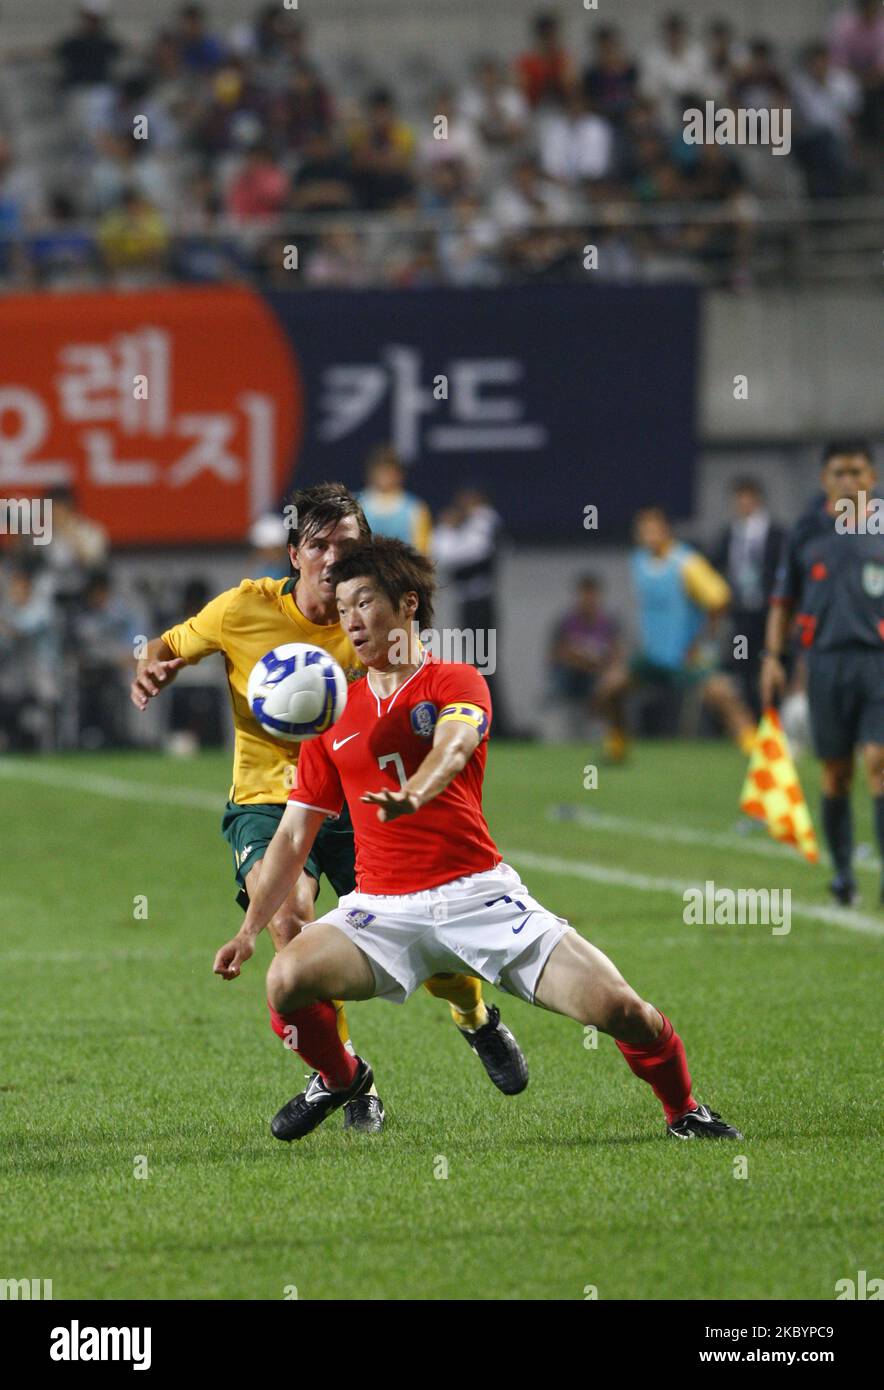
362, 721, 481, 822
213, 804, 325, 980
130, 637, 186, 710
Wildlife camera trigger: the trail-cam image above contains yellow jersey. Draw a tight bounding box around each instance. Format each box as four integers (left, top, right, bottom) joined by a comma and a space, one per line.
161, 577, 363, 805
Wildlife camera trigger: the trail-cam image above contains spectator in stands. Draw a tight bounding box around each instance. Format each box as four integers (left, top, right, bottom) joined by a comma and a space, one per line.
30, 192, 98, 289
230, 2, 300, 85
225, 145, 288, 223
687, 142, 756, 284
0, 560, 59, 751
547, 574, 623, 742
304, 228, 370, 287
492, 155, 575, 278
730, 40, 797, 196
582, 25, 639, 127
150, 29, 192, 117
290, 131, 357, 212
830, 0, 884, 143
86, 131, 179, 217
109, 75, 182, 154
194, 57, 268, 157
537, 88, 614, 185
358, 445, 432, 554
418, 157, 472, 214
55, 1, 121, 144
73, 570, 141, 749
710, 477, 785, 717
437, 190, 500, 285
56, 2, 120, 90
271, 64, 335, 154
630, 130, 683, 205
388, 231, 444, 288
349, 87, 416, 210
640, 14, 712, 129
418, 88, 483, 181
173, 172, 242, 283
97, 188, 169, 281
175, 3, 226, 74
279, 15, 320, 81
0, 135, 44, 236
489, 154, 572, 236
730, 38, 790, 111
704, 19, 742, 103
516, 10, 575, 110
793, 42, 862, 197
460, 57, 528, 153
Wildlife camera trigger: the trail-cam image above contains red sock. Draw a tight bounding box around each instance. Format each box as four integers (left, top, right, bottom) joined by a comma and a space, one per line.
269, 1000, 357, 1091
615, 1014, 696, 1125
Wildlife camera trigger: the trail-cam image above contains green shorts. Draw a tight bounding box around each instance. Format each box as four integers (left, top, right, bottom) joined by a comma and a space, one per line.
630, 655, 707, 688
221, 799, 356, 911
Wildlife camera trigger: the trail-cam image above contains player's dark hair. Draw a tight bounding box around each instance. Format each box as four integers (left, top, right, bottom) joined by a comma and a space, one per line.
821, 439, 874, 468
286, 481, 371, 553
329, 536, 436, 631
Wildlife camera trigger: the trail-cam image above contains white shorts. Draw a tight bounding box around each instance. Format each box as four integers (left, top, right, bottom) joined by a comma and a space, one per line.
322, 862, 573, 1005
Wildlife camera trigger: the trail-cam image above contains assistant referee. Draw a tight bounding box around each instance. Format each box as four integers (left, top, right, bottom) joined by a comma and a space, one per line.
761, 441, 884, 907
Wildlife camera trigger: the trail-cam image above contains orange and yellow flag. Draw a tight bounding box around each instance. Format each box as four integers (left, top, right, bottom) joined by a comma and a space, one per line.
740, 708, 819, 862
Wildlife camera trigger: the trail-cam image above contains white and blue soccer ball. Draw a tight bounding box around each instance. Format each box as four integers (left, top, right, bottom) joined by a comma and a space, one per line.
247, 643, 347, 742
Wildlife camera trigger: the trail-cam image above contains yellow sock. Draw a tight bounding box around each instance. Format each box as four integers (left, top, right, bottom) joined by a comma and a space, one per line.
739, 727, 757, 756
333, 999, 350, 1046
334, 999, 378, 1095
605, 728, 628, 761
422, 973, 488, 1031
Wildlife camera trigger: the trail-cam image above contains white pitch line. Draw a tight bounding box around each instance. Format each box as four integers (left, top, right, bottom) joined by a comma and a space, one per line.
505, 849, 884, 937
1, 760, 881, 938
547, 805, 881, 875
0, 759, 219, 810
0, 946, 211, 966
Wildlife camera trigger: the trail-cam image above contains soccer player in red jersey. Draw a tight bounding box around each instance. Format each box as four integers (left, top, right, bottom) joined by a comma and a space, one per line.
214, 538, 741, 1142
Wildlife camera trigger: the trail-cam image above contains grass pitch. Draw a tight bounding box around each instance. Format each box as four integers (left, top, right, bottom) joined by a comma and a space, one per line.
1, 741, 881, 1300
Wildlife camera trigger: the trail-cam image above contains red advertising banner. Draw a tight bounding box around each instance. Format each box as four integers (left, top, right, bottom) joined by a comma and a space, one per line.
0, 287, 302, 543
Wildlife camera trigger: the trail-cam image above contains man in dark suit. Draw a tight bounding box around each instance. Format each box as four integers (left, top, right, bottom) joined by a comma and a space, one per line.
711, 477, 785, 717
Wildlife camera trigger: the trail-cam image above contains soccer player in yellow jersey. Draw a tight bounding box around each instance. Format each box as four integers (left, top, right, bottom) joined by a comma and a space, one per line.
131, 483, 528, 1131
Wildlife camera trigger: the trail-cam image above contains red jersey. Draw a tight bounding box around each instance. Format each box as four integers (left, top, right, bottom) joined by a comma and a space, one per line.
289, 657, 501, 893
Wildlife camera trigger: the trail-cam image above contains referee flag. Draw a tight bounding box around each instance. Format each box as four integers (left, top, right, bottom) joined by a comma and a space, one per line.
740, 709, 819, 862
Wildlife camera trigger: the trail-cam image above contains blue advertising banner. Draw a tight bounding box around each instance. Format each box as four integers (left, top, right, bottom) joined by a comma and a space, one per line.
266, 283, 699, 542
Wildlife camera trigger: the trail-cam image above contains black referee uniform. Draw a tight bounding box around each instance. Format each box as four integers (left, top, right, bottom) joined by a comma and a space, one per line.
771, 494, 884, 900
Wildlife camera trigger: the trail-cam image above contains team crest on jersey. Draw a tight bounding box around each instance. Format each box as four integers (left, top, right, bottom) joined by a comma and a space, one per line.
862, 563, 884, 598
345, 910, 376, 929
410, 701, 438, 738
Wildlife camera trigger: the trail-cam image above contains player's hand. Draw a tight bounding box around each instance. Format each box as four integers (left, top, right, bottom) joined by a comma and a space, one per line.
213, 934, 254, 980
360, 787, 420, 822
760, 654, 787, 710
130, 657, 185, 709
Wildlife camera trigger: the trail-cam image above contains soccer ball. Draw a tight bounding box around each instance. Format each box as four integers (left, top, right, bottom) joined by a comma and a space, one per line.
247, 643, 347, 742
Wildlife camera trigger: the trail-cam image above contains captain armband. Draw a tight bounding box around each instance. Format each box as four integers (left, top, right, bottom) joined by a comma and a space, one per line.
437, 702, 489, 738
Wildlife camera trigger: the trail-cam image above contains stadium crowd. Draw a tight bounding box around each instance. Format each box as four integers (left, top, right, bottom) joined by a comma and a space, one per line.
0, 1, 881, 289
